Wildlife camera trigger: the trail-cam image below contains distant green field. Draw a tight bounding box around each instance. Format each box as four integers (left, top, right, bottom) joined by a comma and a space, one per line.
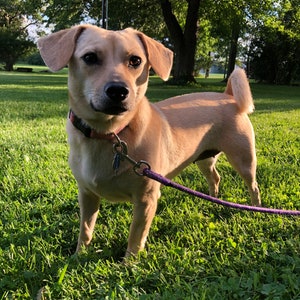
0, 67, 299, 299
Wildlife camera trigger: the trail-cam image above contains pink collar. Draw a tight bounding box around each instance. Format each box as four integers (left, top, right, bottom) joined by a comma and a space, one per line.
69, 110, 126, 140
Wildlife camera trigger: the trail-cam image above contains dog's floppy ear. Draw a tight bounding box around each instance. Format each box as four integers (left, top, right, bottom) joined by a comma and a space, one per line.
38, 26, 86, 71
136, 32, 173, 81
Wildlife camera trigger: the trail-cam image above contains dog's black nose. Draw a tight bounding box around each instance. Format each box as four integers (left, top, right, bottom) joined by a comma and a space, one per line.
105, 83, 129, 102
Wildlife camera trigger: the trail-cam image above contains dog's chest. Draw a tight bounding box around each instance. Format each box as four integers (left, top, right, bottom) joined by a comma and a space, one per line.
68, 137, 134, 201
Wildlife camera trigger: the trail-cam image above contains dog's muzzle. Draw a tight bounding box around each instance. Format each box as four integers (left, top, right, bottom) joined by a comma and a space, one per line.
90, 82, 130, 115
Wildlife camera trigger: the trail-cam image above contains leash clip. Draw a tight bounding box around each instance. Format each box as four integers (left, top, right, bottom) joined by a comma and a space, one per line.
133, 161, 151, 176
112, 133, 151, 175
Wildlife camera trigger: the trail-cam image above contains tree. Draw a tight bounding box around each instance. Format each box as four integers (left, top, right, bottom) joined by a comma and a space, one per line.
43, 0, 100, 31
0, 27, 34, 71
206, 0, 273, 80
194, 19, 217, 77
44, 0, 165, 35
159, 0, 201, 83
0, 0, 44, 71
250, 0, 300, 84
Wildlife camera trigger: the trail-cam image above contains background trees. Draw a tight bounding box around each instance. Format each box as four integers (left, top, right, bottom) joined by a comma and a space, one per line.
250, 1, 300, 84
0, 0, 44, 71
1, 0, 299, 84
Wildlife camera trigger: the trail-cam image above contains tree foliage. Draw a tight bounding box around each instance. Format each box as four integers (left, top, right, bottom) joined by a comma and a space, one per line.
250, 0, 300, 84
44, 0, 165, 36
43, 0, 101, 31
0, 0, 44, 71
0, 27, 33, 71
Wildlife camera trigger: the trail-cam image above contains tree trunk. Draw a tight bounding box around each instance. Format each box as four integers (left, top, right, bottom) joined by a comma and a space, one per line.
160, 0, 201, 84
5, 61, 14, 71
225, 17, 241, 81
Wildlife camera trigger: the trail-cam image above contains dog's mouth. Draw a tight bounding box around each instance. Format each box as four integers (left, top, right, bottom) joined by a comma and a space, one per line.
90, 102, 127, 115
102, 106, 127, 115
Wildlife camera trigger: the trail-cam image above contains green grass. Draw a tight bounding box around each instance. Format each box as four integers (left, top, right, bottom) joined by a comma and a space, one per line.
0, 67, 300, 299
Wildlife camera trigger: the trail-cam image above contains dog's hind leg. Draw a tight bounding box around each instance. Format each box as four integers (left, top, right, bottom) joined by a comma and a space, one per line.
224, 148, 261, 207
196, 156, 221, 197
76, 188, 101, 252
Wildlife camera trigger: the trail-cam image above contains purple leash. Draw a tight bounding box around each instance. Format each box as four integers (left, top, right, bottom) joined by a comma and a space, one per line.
143, 168, 300, 216
110, 134, 300, 216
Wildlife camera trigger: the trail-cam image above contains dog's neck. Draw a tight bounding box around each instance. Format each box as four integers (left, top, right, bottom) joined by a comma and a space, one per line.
69, 110, 126, 140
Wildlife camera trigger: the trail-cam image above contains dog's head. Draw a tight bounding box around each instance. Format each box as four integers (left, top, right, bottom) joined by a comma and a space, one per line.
38, 25, 173, 132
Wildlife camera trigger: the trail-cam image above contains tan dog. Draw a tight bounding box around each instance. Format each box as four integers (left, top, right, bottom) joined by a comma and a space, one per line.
38, 24, 260, 257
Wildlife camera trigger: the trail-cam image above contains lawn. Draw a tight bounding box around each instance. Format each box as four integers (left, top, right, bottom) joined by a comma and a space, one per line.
0, 67, 299, 299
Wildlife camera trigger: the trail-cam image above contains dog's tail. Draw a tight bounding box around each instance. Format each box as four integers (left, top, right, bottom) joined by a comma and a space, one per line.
225, 68, 254, 114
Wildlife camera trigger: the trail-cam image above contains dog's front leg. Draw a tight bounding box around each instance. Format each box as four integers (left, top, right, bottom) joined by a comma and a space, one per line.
76, 188, 101, 253
125, 191, 159, 257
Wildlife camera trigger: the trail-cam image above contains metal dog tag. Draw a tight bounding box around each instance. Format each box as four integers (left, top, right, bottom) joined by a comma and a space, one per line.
112, 140, 128, 173
112, 153, 121, 172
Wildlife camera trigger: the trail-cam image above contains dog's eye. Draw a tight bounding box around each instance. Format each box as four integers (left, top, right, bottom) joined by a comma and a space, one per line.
82, 53, 99, 65
129, 56, 142, 68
